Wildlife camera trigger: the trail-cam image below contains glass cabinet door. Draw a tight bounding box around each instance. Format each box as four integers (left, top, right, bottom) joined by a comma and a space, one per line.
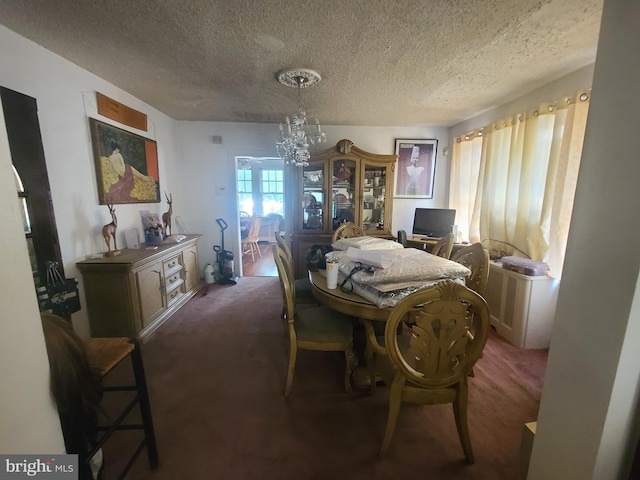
362, 163, 388, 232
331, 159, 357, 231
301, 164, 324, 230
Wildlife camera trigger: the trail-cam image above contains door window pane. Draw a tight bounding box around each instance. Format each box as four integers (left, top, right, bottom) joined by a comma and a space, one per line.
237, 169, 253, 215
261, 169, 284, 216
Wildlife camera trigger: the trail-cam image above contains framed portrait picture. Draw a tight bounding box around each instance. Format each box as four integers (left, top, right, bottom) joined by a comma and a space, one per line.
89, 118, 160, 204
393, 139, 438, 199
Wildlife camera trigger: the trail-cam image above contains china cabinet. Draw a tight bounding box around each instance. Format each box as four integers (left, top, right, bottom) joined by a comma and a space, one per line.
289, 139, 396, 278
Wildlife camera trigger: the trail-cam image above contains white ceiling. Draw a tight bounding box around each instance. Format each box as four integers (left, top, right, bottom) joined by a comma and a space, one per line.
0, 0, 603, 127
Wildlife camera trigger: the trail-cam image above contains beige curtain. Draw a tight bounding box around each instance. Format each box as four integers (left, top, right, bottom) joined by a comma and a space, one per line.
449, 131, 483, 243
450, 90, 591, 278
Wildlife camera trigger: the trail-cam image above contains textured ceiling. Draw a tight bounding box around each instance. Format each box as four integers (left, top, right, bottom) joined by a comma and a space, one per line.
0, 0, 603, 126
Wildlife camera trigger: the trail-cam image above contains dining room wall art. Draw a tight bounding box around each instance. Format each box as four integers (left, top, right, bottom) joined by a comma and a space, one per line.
89, 118, 160, 204
393, 139, 437, 199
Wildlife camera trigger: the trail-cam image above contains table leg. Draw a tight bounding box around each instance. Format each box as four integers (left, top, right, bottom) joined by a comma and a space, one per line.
365, 328, 377, 396
349, 320, 371, 392
350, 318, 386, 394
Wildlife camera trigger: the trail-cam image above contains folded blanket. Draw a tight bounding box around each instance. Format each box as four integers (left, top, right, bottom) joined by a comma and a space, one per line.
332, 236, 404, 251
346, 247, 401, 269
351, 276, 466, 308
327, 248, 470, 292
320, 269, 466, 308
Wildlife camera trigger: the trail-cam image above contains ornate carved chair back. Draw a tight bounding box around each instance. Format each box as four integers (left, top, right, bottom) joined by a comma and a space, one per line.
376, 280, 490, 461
451, 243, 490, 297
332, 221, 366, 244
431, 233, 454, 259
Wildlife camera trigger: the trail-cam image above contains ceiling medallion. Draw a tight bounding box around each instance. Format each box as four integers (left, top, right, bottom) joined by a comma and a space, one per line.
276, 68, 322, 88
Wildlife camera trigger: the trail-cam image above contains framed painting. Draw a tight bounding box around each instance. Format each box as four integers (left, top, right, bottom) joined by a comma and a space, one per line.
89, 118, 160, 204
393, 139, 438, 199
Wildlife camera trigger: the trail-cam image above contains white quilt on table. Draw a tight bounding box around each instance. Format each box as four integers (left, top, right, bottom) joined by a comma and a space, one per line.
332, 236, 404, 251
325, 248, 470, 308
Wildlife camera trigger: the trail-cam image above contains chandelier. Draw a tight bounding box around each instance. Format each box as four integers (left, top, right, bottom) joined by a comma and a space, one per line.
275, 68, 326, 167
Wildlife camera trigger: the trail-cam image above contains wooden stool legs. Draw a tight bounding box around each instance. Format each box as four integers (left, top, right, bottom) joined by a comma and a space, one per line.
86, 338, 159, 478
130, 338, 159, 469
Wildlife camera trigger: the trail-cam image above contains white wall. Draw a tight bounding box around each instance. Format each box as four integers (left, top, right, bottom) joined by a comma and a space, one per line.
0, 26, 183, 338
177, 122, 450, 274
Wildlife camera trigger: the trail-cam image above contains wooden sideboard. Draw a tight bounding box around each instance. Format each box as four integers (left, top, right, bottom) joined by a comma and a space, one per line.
77, 234, 202, 340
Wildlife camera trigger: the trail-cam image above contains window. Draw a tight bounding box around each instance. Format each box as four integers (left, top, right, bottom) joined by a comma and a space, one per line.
237, 168, 253, 215
449, 90, 591, 278
261, 169, 284, 216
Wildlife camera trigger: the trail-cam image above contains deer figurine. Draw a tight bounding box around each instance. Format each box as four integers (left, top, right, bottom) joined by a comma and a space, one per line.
102, 202, 120, 256
162, 192, 173, 237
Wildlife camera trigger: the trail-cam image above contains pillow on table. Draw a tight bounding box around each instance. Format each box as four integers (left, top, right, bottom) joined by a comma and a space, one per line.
332, 236, 404, 251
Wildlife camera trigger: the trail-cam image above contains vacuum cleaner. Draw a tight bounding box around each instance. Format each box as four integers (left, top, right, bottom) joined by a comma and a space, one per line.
213, 218, 238, 285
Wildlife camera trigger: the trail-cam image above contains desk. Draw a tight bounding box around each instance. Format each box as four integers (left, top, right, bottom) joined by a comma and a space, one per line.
406, 235, 467, 255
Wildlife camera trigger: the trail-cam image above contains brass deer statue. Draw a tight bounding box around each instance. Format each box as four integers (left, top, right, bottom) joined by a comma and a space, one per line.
101, 202, 120, 256
162, 192, 173, 236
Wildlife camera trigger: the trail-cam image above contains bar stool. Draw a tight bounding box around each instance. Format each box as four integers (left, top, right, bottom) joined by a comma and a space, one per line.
83, 337, 159, 478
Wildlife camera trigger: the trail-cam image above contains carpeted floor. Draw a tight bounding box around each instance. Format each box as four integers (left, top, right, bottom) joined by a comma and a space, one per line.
101, 277, 547, 480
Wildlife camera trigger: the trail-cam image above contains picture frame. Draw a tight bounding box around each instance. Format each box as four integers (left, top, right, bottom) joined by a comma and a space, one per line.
393, 139, 438, 199
89, 118, 160, 204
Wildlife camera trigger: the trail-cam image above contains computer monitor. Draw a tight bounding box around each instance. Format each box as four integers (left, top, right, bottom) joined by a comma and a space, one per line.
412, 208, 456, 238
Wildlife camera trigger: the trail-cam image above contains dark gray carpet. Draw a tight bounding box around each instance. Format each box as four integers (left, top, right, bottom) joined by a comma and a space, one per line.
101, 277, 547, 480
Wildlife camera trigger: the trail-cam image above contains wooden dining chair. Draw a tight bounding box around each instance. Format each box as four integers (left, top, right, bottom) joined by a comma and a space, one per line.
274, 232, 318, 316
363, 280, 490, 461
241, 215, 262, 262
451, 242, 490, 297
331, 221, 366, 244
431, 233, 455, 259
273, 244, 356, 397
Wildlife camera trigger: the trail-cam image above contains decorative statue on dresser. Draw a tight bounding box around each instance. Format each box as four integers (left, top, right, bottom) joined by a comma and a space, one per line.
102, 201, 120, 257
162, 192, 173, 236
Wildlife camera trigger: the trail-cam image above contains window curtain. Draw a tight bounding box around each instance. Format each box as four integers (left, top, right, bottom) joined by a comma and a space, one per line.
449, 131, 483, 244
450, 90, 591, 278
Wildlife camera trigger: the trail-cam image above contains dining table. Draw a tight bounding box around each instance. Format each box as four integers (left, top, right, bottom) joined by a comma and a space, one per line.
308, 246, 472, 392
309, 269, 392, 392
308, 270, 393, 322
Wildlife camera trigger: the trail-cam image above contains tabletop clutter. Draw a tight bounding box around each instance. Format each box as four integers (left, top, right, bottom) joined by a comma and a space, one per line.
323, 236, 471, 308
